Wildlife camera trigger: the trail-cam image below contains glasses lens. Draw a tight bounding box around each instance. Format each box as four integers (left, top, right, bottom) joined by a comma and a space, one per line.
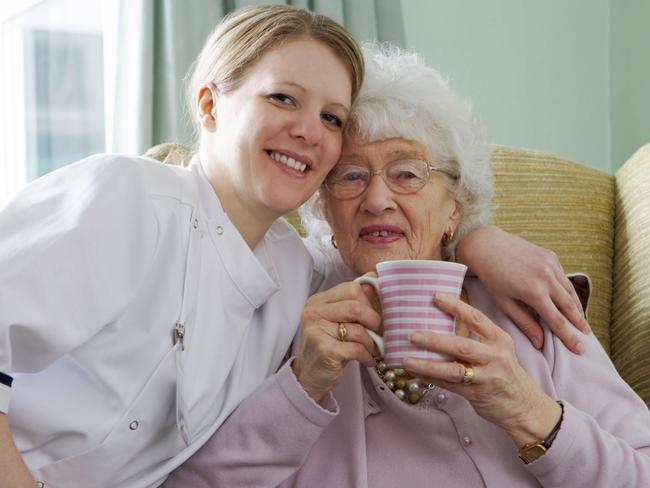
385, 160, 429, 193
326, 165, 370, 199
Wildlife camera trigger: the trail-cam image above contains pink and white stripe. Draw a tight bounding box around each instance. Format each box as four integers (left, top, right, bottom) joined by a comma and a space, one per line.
376, 260, 466, 367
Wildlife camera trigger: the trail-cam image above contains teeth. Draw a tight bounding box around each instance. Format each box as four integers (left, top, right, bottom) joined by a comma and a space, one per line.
271, 152, 307, 173
369, 230, 393, 237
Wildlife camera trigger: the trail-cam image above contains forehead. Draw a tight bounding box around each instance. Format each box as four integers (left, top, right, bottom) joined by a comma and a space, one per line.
241, 37, 352, 108
340, 137, 428, 163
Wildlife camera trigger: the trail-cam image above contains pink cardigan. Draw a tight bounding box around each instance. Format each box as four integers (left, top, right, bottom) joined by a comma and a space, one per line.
164, 278, 650, 487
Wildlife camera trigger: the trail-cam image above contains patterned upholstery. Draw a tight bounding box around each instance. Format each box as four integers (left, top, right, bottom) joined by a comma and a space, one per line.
490, 145, 650, 406
611, 145, 650, 405
146, 142, 650, 406
490, 146, 615, 353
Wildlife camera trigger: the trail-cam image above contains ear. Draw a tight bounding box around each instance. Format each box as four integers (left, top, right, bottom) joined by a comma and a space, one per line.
448, 200, 463, 232
197, 85, 217, 131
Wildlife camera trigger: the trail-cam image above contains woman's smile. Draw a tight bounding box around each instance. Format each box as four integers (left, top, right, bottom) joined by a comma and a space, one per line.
359, 224, 405, 244
267, 150, 312, 175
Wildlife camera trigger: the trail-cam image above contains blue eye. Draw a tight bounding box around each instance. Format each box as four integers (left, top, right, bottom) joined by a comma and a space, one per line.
321, 113, 343, 128
342, 172, 363, 182
335, 167, 368, 183
397, 170, 419, 180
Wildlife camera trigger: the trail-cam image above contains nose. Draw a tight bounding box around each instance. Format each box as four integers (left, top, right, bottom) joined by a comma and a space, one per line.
290, 111, 323, 146
359, 172, 397, 215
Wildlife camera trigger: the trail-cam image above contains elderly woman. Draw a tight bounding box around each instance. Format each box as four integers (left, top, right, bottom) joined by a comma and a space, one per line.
164, 44, 650, 487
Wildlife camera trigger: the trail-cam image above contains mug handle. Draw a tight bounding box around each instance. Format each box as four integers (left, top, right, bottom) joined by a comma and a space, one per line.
353, 276, 385, 357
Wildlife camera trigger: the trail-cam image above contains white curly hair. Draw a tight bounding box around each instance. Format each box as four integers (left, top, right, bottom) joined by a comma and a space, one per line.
300, 42, 494, 263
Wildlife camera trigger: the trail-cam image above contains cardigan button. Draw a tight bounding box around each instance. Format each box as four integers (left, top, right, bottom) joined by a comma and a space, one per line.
216, 226, 224, 235
129, 420, 140, 431
462, 436, 472, 446
192, 218, 199, 229
36, 482, 45, 488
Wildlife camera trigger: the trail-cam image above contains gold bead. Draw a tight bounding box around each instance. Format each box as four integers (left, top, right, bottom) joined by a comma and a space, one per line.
408, 392, 420, 404
395, 378, 407, 390
377, 361, 387, 373
386, 381, 395, 390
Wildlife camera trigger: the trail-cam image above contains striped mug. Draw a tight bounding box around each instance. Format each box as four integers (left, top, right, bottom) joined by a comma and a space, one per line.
355, 260, 467, 368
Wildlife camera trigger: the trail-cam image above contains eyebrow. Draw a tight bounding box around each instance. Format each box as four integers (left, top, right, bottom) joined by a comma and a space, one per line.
385, 148, 427, 159
274, 81, 350, 115
339, 148, 427, 166
339, 154, 364, 163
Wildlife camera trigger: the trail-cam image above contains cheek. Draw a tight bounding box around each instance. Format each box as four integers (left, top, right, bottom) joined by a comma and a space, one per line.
327, 204, 354, 242
405, 201, 445, 245
323, 133, 344, 169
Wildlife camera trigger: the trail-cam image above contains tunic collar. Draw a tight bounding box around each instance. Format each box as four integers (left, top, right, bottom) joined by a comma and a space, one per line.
189, 156, 280, 308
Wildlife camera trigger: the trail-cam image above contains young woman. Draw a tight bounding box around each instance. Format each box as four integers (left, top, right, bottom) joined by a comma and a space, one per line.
0, 5, 362, 487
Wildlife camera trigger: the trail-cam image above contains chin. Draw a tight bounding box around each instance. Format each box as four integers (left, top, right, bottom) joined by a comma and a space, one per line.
351, 257, 384, 276
262, 192, 307, 216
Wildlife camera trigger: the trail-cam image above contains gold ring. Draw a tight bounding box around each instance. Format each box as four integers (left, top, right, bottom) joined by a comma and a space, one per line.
337, 322, 348, 341
462, 365, 475, 384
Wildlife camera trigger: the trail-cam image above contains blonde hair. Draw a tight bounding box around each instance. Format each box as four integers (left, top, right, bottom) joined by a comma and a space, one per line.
186, 4, 364, 137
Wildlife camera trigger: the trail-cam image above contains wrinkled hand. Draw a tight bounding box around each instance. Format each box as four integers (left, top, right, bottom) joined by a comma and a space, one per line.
455, 225, 590, 354
292, 281, 381, 402
404, 293, 561, 447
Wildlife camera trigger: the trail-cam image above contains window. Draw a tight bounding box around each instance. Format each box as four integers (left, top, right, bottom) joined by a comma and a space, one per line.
0, 0, 105, 203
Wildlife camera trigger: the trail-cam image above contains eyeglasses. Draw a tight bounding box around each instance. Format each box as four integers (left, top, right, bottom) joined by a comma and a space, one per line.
324, 159, 449, 200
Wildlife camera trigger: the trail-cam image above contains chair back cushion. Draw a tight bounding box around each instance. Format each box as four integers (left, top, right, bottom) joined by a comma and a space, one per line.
611, 143, 650, 405
490, 146, 615, 353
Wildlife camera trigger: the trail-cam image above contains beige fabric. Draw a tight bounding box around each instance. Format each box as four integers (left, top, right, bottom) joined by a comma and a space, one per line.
612, 144, 650, 406
490, 145, 615, 353
144, 143, 193, 167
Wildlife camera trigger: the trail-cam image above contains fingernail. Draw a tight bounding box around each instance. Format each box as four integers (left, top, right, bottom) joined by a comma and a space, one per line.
532, 337, 542, 349
576, 342, 586, 355
435, 292, 450, 303
409, 332, 424, 343
403, 357, 418, 369
583, 320, 592, 334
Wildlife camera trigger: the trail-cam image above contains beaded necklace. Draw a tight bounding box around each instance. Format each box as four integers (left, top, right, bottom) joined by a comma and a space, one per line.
375, 359, 436, 404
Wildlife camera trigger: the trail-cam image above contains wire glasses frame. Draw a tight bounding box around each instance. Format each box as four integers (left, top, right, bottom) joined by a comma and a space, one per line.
324, 159, 452, 200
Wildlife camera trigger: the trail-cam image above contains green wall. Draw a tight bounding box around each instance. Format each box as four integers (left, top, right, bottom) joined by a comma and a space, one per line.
611, 0, 650, 170
400, 0, 648, 174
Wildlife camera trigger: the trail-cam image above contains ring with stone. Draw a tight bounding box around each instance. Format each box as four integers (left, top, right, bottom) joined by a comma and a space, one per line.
462, 365, 475, 384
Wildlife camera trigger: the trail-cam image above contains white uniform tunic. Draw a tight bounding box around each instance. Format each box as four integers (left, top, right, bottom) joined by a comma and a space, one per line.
0, 154, 314, 487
